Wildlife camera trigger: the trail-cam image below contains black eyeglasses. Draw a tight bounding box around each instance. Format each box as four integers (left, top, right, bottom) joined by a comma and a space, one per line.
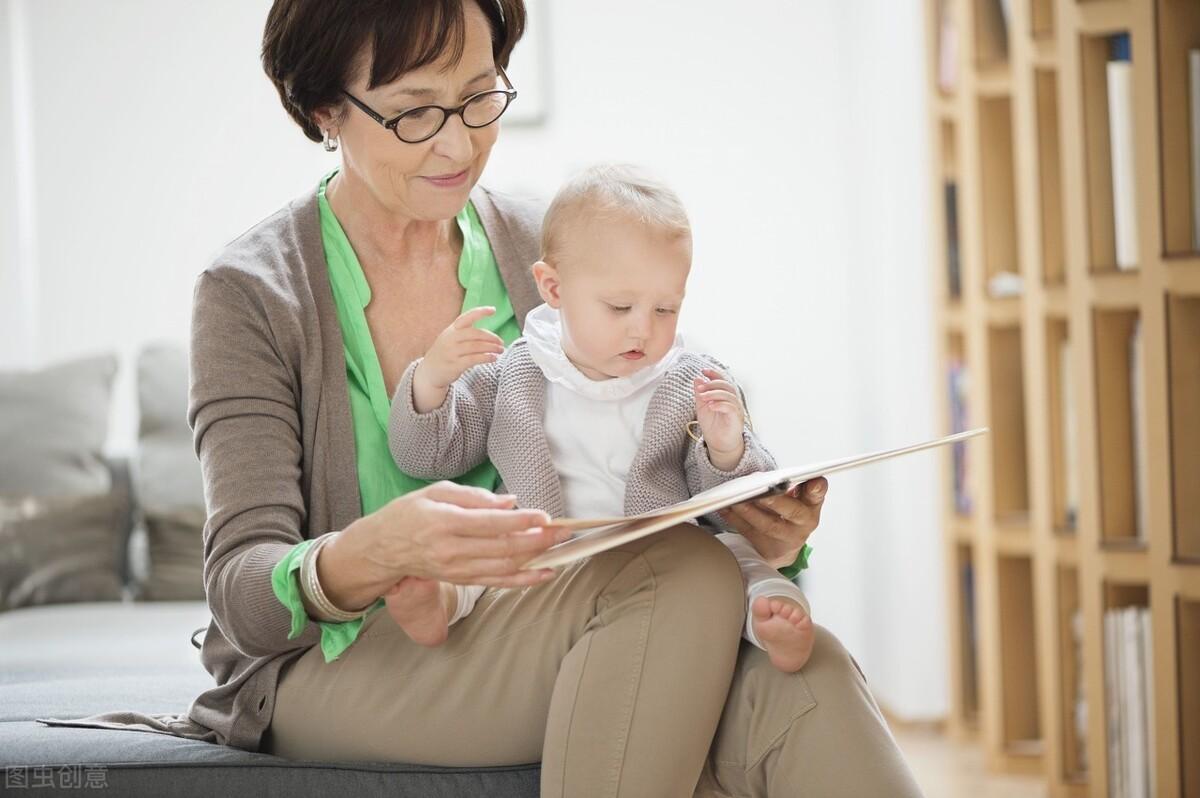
342, 66, 517, 144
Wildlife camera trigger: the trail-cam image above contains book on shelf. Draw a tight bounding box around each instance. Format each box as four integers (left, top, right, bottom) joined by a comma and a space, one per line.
1072, 608, 1088, 775
1122, 608, 1147, 798
1059, 337, 1079, 530
945, 181, 961, 298
1142, 606, 1155, 798
524, 429, 988, 569
949, 361, 971, 515
937, 0, 958, 93
961, 557, 979, 714
1107, 34, 1138, 270
987, 270, 1023, 298
1130, 318, 1147, 542
1104, 610, 1123, 796
1190, 49, 1200, 250
1104, 605, 1153, 798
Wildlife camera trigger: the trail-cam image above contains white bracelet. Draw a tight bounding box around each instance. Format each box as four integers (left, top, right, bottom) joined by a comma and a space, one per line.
300, 533, 367, 623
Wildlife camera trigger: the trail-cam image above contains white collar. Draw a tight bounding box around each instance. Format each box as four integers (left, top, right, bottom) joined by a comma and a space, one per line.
522, 303, 684, 401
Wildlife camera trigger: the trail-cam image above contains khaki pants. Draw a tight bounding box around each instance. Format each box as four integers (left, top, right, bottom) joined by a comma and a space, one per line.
264, 525, 923, 797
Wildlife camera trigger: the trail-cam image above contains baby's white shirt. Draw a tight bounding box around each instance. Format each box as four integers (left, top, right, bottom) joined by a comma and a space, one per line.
449, 304, 808, 650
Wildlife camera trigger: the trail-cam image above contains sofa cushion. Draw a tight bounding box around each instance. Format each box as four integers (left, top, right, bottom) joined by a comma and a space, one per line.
134, 344, 206, 600
0, 355, 126, 610
0, 354, 117, 499
0, 494, 125, 611
0, 602, 539, 797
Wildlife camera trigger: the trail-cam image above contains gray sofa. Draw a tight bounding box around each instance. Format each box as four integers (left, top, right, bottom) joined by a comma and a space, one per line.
0, 601, 542, 796
0, 351, 541, 796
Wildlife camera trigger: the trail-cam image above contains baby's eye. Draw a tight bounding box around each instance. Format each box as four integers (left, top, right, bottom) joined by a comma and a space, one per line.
655, 308, 678, 316
608, 304, 632, 313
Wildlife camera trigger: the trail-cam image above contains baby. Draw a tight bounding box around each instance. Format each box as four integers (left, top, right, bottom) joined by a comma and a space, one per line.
384, 164, 814, 672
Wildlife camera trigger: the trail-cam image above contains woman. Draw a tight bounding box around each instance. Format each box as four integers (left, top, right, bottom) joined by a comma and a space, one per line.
46, 1, 924, 795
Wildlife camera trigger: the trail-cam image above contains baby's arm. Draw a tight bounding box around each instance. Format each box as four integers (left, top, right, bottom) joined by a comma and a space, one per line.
717, 532, 811, 650
685, 358, 777, 488
388, 356, 501, 480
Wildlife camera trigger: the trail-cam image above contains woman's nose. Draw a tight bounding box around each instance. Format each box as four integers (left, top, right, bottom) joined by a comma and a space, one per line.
430, 114, 474, 163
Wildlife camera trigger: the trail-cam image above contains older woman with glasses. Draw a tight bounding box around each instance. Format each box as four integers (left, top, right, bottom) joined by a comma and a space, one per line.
46, 1, 923, 795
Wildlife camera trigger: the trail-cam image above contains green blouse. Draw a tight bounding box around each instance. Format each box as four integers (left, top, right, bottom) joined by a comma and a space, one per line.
270, 173, 521, 662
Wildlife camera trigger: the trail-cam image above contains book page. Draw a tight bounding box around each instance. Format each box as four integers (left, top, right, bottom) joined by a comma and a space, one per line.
524, 427, 988, 570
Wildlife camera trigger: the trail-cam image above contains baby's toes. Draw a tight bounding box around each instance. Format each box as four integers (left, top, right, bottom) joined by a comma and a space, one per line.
752, 596, 773, 620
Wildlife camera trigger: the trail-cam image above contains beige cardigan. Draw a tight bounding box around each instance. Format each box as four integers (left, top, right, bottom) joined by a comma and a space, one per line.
37, 183, 547, 752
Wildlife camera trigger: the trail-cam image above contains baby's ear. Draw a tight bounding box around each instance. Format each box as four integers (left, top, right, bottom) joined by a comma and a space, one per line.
531, 260, 562, 308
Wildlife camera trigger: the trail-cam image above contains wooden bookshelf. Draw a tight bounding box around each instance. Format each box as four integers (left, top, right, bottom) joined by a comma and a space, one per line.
926, 0, 1200, 796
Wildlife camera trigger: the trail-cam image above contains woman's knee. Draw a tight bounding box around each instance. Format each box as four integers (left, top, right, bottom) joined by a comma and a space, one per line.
635, 524, 747, 629
801, 625, 872, 700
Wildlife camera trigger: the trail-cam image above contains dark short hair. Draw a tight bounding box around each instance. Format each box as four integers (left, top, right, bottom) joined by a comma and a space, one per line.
262, 0, 526, 142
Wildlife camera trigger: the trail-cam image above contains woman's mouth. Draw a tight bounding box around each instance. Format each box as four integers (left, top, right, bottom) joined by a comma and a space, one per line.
423, 168, 469, 188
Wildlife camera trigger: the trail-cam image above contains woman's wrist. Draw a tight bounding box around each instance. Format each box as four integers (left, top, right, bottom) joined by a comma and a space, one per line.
776, 544, 813, 578
316, 517, 401, 612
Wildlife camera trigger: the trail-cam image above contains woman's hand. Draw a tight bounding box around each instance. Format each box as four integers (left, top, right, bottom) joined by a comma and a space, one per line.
412, 306, 505, 412
717, 477, 828, 568
318, 481, 568, 612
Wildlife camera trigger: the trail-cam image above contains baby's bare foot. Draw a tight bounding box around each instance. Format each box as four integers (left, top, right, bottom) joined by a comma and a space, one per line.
751, 596, 815, 673
384, 577, 451, 647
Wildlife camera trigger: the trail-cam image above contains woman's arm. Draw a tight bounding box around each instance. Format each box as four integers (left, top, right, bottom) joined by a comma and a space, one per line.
190, 273, 568, 659
189, 271, 323, 657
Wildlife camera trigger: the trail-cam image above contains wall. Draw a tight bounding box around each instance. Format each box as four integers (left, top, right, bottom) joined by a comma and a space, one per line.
0, 0, 947, 720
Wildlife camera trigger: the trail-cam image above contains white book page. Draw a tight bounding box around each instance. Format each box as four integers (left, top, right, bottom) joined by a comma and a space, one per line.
524, 428, 988, 570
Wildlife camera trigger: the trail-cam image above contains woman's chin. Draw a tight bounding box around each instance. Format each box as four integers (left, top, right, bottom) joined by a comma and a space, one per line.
410, 183, 474, 219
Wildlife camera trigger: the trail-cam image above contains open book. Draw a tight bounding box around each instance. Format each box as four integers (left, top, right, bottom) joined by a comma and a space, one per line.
523, 427, 989, 570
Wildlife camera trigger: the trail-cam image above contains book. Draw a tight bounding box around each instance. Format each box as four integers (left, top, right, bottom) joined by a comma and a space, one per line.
1060, 337, 1079, 530
1104, 605, 1153, 798
987, 270, 1023, 298
949, 359, 972, 515
1123, 608, 1146, 798
945, 181, 961, 298
1129, 319, 1147, 542
523, 428, 989, 570
1072, 608, 1088, 774
937, 0, 958, 93
1142, 609, 1155, 798
962, 556, 979, 716
1104, 610, 1125, 797
1108, 34, 1138, 270
1190, 49, 1200, 250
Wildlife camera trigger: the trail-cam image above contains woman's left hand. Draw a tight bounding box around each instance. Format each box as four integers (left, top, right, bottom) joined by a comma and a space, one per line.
717, 477, 828, 568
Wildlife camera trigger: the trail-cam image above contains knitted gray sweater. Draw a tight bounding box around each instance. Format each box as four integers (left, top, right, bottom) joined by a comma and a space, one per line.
388, 340, 778, 522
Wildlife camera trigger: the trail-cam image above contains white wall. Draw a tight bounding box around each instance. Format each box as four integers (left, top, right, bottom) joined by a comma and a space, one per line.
0, 0, 30, 366
0, 0, 946, 720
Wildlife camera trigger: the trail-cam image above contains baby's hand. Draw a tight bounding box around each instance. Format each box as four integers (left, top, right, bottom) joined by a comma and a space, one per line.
412, 307, 504, 413
694, 367, 746, 471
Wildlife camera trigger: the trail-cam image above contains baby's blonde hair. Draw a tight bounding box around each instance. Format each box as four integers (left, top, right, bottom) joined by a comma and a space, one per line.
540, 164, 692, 263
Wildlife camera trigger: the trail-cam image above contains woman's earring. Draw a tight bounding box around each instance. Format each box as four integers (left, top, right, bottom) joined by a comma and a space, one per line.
322, 128, 339, 153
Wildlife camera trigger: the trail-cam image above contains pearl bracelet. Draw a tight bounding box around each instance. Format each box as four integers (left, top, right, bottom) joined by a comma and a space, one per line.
299, 533, 366, 624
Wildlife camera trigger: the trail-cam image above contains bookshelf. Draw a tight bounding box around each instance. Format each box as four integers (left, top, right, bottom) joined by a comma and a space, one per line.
926, 0, 1200, 796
